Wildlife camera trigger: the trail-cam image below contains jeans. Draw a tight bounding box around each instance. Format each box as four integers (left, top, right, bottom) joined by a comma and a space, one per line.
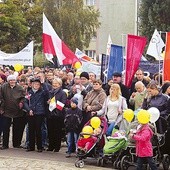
67, 132, 78, 154
106, 122, 115, 136
137, 157, 157, 170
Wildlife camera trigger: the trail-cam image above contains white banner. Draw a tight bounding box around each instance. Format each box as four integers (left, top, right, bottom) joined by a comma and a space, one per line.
81, 61, 101, 79
0, 41, 33, 66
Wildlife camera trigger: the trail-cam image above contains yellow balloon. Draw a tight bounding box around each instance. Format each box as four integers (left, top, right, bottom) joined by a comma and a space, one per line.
74, 62, 81, 69
137, 109, 150, 124
82, 125, 93, 138
90, 117, 101, 129
21, 64, 24, 70
14, 63, 23, 72
123, 109, 134, 122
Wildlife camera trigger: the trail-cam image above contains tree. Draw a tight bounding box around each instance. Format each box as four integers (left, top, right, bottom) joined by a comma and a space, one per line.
44, 0, 100, 51
0, 0, 100, 58
139, 0, 170, 42
0, 0, 29, 52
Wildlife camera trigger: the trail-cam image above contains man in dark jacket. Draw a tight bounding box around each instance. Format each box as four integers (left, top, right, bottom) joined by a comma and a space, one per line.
112, 72, 130, 106
24, 78, 48, 152
0, 75, 26, 149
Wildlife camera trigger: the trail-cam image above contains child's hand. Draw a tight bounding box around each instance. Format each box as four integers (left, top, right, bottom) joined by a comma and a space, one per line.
129, 132, 134, 138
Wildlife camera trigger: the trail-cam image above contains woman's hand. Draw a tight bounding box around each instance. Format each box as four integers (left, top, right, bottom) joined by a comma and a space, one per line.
91, 111, 97, 116
47, 99, 51, 104
29, 110, 34, 116
86, 105, 92, 112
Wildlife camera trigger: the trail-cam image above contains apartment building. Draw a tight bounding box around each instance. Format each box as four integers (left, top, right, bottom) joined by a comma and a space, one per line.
84, 0, 137, 59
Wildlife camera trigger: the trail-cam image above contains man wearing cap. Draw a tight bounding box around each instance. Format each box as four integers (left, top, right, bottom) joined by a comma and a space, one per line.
112, 72, 130, 106
0, 74, 26, 149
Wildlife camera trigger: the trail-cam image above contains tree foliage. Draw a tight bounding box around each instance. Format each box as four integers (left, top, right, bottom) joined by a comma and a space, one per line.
0, 0, 100, 53
139, 0, 170, 41
43, 0, 100, 51
0, 0, 29, 52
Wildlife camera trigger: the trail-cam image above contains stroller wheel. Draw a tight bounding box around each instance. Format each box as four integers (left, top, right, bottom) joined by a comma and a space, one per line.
120, 155, 130, 170
162, 154, 170, 170
117, 161, 121, 169
75, 160, 84, 168
100, 158, 105, 167
97, 158, 101, 166
113, 161, 117, 169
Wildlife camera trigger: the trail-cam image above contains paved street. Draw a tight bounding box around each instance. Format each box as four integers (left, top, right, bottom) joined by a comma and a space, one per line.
0, 146, 110, 170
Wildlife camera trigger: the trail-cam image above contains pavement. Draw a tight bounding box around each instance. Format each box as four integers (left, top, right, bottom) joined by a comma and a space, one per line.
0, 146, 110, 170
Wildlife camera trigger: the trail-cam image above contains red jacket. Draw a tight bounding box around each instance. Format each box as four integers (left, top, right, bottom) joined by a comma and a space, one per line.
133, 124, 153, 157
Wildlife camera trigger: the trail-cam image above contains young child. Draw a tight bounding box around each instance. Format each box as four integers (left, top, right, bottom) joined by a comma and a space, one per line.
129, 110, 157, 170
64, 97, 82, 158
77, 126, 101, 154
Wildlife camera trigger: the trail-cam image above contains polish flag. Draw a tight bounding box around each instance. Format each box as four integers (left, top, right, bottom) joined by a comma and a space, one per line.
42, 13, 79, 65
56, 100, 65, 111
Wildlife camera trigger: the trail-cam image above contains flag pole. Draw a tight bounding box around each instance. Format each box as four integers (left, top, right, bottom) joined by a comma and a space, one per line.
121, 33, 126, 71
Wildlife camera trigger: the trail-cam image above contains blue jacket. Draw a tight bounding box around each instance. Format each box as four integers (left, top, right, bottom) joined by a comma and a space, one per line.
24, 88, 48, 115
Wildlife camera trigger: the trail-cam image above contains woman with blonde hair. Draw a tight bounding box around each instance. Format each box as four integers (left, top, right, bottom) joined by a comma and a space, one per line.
95, 83, 128, 135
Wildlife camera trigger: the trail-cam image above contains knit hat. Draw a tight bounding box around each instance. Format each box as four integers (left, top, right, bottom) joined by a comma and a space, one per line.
71, 97, 78, 105
80, 72, 89, 80
161, 82, 170, 94
7, 75, 17, 81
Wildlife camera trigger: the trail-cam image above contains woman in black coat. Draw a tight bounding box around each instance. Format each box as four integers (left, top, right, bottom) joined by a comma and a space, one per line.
47, 78, 67, 152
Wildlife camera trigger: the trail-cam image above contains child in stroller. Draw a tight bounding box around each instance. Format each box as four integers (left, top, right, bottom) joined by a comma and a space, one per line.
75, 116, 107, 168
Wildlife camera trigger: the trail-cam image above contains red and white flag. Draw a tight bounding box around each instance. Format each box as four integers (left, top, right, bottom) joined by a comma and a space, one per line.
42, 13, 79, 65
56, 100, 65, 111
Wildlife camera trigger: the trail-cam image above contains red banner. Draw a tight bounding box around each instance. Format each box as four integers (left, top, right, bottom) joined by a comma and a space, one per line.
164, 32, 170, 81
125, 35, 147, 88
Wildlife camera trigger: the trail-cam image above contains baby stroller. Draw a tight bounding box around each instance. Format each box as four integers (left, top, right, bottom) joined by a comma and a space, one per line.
120, 116, 170, 170
75, 116, 107, 168
98, 127, 128, 168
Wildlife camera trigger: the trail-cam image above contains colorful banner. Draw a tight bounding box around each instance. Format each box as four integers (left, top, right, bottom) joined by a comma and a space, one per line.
163, 32, 170, 81
125, 35, 147, 88
107, 44, 123, 80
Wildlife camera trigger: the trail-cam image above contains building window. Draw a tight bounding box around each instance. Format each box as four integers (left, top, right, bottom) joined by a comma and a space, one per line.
85, 0, 96, 6
85, 50, 96, 59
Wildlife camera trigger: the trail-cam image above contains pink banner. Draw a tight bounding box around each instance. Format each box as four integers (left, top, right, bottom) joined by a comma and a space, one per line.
125, 35, 147, 88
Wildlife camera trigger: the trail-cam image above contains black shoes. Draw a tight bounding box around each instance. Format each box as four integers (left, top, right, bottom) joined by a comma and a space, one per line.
13, 145, 23, 149
1, 146, 9, 150
26, 148, 35, 152
37, 149, 42, 152
46, 148, 54, 151
53, 149, 59, 152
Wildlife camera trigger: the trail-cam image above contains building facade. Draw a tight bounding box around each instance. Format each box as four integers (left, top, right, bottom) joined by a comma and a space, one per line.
84, 0, 137, 59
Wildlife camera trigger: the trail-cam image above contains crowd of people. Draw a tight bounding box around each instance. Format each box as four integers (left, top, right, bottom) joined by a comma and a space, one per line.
0, 65, 170, 162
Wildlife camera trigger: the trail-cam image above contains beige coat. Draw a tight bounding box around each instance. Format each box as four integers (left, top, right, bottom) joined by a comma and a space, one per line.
83, 88, 106, 112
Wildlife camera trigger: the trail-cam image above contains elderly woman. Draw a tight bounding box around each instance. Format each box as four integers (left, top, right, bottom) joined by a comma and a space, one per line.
47, 78, 67, 152
129, 81, 146, 110
96, 83, 128, 135
82, 79, 106, 126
